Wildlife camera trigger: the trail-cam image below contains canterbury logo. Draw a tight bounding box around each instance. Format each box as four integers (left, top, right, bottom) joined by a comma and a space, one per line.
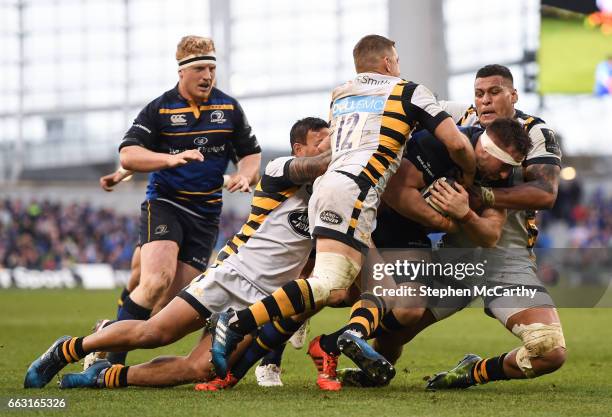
170, 114, 187, 125
154, 224, 169, 235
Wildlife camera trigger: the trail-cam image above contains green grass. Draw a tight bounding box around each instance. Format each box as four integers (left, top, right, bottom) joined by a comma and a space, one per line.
539, 16, 612, 94
1, 290, 611, 417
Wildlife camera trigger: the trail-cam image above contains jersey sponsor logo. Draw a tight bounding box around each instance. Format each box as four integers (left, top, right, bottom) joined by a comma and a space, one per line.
210, 110, 227, 124
154, 224, 169, 235
319, 210, 342, 225
356, 74, 390, 86
170, 114, 188, 126
332, 95, 385, 117
288, 210, 311, 238
194, 136, 208, 146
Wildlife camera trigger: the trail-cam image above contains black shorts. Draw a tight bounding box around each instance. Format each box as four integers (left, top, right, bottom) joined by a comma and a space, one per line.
372, 203, 432, 249
139, 199, 219, 271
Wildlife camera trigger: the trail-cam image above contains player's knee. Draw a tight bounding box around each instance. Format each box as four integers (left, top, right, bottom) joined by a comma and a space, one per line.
536, 347, 567, 374
307, 252, 360, 305
512, 322, 566, 378
391, 307, 426, 327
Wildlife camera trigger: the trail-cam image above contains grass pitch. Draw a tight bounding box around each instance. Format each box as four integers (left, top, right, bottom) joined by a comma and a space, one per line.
1, 289, 611, 417
539, 16, 612, 94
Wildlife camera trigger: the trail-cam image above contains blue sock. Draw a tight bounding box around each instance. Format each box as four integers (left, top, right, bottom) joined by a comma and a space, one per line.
107, 296, 151, 365
261, 344, 286, 366
116, 287, 130, 318
231, 318, 302, 380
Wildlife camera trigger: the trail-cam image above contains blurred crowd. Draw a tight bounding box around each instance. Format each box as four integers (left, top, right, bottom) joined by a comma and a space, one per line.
0, 199, 248, 271
1, 181, 609, 271
538, 180, 612, 248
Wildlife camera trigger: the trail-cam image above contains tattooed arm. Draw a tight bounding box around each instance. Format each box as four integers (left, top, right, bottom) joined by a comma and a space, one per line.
287, 150, 332, 184
472, 163, 560, 210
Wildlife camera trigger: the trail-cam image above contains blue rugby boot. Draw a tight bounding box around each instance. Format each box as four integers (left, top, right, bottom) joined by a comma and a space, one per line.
60, 359, 111, 389
209, 312, 244, 377
24, 336, 71, 388
337, 330, 396, 386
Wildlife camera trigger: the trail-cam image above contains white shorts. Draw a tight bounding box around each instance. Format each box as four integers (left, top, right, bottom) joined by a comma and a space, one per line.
178, 263, 270, 317
309, 170, 380, 250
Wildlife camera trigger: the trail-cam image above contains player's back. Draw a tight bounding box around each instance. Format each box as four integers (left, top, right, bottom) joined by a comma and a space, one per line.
212, 156, 314, 294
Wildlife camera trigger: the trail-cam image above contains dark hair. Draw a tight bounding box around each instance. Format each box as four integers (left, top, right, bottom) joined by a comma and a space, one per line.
353, 34, 396, 72
475, 64, 514, 85
486, 118, 532, 160
290, 117, 329, 150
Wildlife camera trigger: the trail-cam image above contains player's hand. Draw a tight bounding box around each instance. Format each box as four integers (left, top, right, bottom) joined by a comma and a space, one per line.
225, 174, 252, 193
99, 172, 122, 192
430, 181, 470, 220
466, 185, 484, 210
167, 150, 204, 168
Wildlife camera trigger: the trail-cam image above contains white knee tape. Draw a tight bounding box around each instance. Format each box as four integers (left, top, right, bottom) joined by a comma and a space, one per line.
512, 322, 566, 378
307, 252, 361, 304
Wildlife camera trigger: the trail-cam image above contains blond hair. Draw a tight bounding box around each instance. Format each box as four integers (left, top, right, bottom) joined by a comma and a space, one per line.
176, 36, 216, 61
353, 34, 395, 73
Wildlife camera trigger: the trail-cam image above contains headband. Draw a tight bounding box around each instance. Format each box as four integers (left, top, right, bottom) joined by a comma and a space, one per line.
177, 53, 216, 70
480, 130, 522, 166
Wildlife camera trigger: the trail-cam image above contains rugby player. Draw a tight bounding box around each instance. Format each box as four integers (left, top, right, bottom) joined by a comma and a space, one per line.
312, 118, 531, 389
208, 34, 477, 380
23, 118, 330, 389
343, 65, 566, 390
105, 35, 261, 365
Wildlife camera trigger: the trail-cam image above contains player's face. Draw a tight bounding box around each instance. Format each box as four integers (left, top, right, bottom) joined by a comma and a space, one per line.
474, 75, 517, 127
179, 63, 216, 102
384, 47, 401, 77
294, 128, 330, 157
475, 133, 517, 181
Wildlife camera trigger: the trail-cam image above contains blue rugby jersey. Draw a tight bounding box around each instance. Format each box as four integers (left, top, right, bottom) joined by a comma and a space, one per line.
119, 85, 261, 216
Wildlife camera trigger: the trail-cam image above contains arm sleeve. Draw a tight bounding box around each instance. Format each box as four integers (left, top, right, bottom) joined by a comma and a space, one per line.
119, 102, 160, 152
524, 123, 562, 167
403, 84, 451, 134
231, 100, 262, 158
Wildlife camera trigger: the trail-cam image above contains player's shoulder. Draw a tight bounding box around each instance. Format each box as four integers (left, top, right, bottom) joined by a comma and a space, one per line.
208, 87, 238, 105
265, 156, 295, 177
515, 109, 550, 133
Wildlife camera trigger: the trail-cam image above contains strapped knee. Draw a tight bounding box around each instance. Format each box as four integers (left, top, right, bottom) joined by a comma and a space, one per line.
307, 252, 361, 304
512, 322, 566, 378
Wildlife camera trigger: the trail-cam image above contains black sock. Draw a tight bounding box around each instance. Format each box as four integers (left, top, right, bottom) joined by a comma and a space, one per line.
319, 326, 350, 356
107, 296, 151, 365
471, 353, 510, 384
260, 344, 286, 366
56, 337, 86, 364
103, 364, 130, 388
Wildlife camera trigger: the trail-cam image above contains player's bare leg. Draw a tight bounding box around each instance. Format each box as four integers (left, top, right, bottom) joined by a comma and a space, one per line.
427, 307, 566, 389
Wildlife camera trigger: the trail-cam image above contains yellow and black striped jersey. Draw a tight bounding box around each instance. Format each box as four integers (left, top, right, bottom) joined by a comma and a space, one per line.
211, 156, 314, 294
327, 73, 451, 191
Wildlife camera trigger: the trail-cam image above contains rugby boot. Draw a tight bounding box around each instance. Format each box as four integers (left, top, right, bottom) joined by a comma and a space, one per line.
426, 353, 481, 390
194, 373, 238, 391
24, 336, 71, 388
209, 312, 244, 377
337, 368, 387, 388
337, 330, 396, 386
60, 359, 111, 389
307, 336, 341, 391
